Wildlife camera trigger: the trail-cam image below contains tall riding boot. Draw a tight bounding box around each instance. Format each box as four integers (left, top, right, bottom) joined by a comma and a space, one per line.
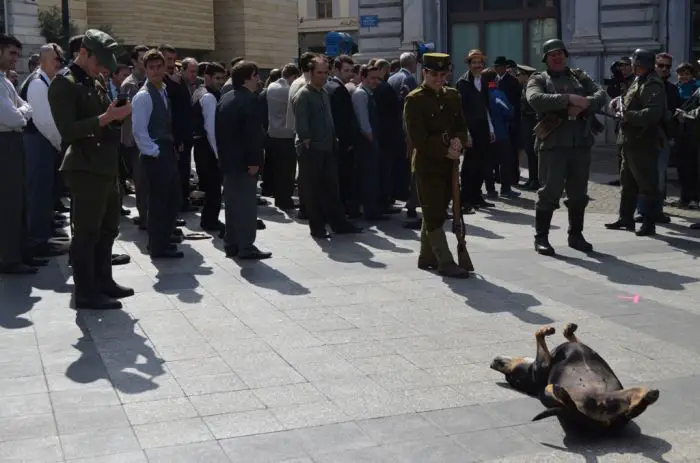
566, 201, 593, 253
417, 224, 438, 270
427, 229, 469, 279
605, 189, 637, 231
636, 197, 656, 236
534, 209, 555, 256
95, 235, 134, 299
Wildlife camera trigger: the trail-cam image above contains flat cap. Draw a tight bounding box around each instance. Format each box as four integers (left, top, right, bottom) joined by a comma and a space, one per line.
82, 29, 119, 73
422, 53, 451, 72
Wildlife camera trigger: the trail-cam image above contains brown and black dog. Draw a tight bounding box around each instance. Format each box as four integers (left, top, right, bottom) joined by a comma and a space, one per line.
490, 323, 659, 429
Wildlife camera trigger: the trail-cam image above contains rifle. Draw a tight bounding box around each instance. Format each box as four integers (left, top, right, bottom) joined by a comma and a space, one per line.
451, 159, 474, 272
533, 113, 563, 141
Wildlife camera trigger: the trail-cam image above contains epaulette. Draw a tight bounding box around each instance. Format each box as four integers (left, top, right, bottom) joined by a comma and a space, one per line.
58, 67, 75, 84
406, 86, 423, 98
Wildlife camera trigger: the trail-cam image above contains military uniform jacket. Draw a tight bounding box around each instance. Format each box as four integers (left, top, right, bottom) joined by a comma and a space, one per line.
403, 84, 468, 174
617, 74, 666, 148
48, 63, 120, 177
525, 68, 607, 151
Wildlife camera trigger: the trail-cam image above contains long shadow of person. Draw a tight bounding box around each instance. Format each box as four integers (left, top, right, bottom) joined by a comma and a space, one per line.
0, 278, 41, 329
151, 246, 214, 305
315, 238, 387, 269
256, 205, 294, 224
443, 274, 553, 325
465, 223, 504, 240
541, 420, 673, 463
480, 207, 560, 230
66, 311, 165, 395
557, 251, 698, 291
239, 263, 310, 295
354, 229, 413, 254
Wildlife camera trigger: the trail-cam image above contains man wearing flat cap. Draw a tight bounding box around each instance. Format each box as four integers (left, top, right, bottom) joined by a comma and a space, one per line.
515, 64, 540, 190
48, 29, 134, 310
404, 53, 470, 279
494, 56, 523, 186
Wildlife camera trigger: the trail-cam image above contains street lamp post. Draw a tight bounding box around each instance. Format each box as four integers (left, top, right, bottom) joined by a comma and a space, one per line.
61, 0, 70, 48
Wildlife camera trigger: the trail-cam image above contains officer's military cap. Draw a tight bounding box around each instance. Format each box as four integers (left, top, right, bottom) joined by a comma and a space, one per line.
516, 64, 537, 74
422, 53, 451, 72
82, 29, 120, 73
541, 38, 568, 62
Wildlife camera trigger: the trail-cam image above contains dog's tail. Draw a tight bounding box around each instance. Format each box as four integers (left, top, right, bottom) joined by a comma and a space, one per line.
532, 408, 562, 421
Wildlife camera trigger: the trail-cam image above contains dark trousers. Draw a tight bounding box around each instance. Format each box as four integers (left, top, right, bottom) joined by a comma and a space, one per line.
525, 138, 538, 183
142, 147, 181, 254
261, 137, 275, 196
64, 171, 120, 296
193, 138, 222, 228
491, 139, 514, 192
24, 132, 57, 249
177, 140, 193, 206
126, 145, 148, 222
391, 138, 411, 201
54, 146, 66, 204
677, 137, 699, 202
379, 146, 394, 209
267, 137, 297, 209
509, 124, 521, 182
620, 146, 659, 220
337, 145, 357, 216
536, 147, 591, 211
117, 144, 131, 201
298, 146, 348, 233
0, 132, 26, 265
223, 171, 258, 253
356, 138, 382, 218
461, 119, 491, 205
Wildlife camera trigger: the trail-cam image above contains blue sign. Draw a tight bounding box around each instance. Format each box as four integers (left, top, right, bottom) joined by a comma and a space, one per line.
359, 15, 379, 28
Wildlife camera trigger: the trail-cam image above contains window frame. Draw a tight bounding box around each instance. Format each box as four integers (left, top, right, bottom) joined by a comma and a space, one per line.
447, 0, 559, 66
316, 0, 333, 19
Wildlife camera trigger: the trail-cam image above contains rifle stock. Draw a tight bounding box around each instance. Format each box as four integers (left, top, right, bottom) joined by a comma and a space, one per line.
533, 113, 563, 141
451, 160, 474, 272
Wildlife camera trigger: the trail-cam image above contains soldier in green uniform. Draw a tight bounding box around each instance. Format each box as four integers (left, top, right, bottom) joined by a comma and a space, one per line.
404, 53, 470, 279
605, 49, 666, 236
525, 39, 607, 256
48, 30, 134, 310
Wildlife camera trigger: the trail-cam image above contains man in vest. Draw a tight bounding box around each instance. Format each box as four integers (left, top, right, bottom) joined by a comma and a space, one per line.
131, 49, 183, 259
525, 39, 607, 256
22, 43, 65, 260
192, 62, 226, 233
48, 29, 133, 308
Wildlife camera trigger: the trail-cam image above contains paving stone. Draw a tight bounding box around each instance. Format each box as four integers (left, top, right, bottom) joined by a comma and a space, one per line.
0, 436, 63, 462
356, 414, 445, 444
292, 422, 376, 457
384, 436, 476, 462
219, 429, 309, 462
189, 390, 265, 416
145, 441, 230, 463
203, 410, 284, 439
60, 427, 141, 460
0, 413, 57, 442
67, 451, 149, 462
122, 397, 199, 426
252, 383, 327, 408
55, 406, 131, 434
132, 417, 214, 449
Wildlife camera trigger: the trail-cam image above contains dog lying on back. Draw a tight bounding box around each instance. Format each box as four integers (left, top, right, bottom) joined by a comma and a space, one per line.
490, 323, 659, 428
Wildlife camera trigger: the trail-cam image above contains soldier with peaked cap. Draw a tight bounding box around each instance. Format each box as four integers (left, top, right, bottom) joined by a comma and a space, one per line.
404, 53, 470, 279
48, 29, 134, 310
526, 38, 607, 257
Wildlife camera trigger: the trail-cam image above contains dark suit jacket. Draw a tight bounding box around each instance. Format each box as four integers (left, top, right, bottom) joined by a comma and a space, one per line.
373, 79, 403, 149
164, 74, 194, 145
325, 77, 358, 152
215, 86, 265, 175
455, 72, 490, 125
497, 72, 522, 121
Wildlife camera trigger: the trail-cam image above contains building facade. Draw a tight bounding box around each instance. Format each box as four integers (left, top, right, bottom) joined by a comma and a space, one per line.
2, 0, 297, 73
297, 0, 358, 54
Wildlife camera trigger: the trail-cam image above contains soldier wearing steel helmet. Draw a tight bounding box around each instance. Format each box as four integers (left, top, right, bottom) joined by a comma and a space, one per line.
605, 48, 667, 236
48, 29, 134, 310
525, 38, 607, 257
403, 53, 470, 279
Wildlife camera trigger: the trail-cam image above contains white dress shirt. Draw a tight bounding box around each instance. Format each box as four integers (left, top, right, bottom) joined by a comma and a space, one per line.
131, 84, 168, 157
26, 69, 61, 149
0, 71, 32, 132
200, 92, 218, 157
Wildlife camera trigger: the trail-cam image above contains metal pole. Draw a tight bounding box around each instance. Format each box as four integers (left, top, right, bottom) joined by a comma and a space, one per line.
61, 0, 70, 48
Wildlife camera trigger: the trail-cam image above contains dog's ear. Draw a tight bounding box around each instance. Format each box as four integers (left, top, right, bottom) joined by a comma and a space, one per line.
622, 388, 660, 420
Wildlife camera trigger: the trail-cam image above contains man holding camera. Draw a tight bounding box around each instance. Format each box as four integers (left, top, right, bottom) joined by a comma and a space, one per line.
525, 39, 607, 257
48, 30, 134, 310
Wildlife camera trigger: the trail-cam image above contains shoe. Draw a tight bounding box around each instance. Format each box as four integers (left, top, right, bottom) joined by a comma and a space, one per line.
151, 250, 185, 259
175, 218, 186, 227
172, 228, 184, 236
567, 202, 593, 253
607, 179, 621, 186
403, 218, 422, 230
297, 210, 309, 220
257, 219, 266, 230
474, 200, 495, 209
426, 229, 469, 279
238, 249, 272, 260
201, 221, 225, 233
690, 222, 700, 230
636, 222, 656, 236
257, 197, 269, 206
534, 210, 555, 256
406, 208, 418, 219
311, 230, 331, 239
111, 254, 131, 266
605, 219, 635, 231
333, 224, 363, 234
486, 191, 498, 200
52, 228, 70, 239
99, 282, 135, 299
170, 234, 184, 244
500, 190, 521, 199
384, 206, 402, 215
0, 263, 38, 274
120, 207, 131, 216
689, 201, 699, 209
224, 245, 238, 257
75, 293, 122, 310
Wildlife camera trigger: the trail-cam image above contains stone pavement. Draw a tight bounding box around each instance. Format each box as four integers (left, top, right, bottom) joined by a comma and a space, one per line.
2, 155, 700, 462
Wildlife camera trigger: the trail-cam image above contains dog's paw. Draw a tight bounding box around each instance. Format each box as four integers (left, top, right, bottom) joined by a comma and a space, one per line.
536, 326, 555, 337
563, 323, 578, 339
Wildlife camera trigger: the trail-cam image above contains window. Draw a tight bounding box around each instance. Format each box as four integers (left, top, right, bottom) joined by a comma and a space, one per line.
484, 0, 523, 10
485, 21, 524, 65
450, 23, 479, 80
0, 0, 5, 34
526, 0, 555, 7
693, 2, 700, 65
529, 18, 558, 70
447, 0, 480, 13
316, 0, 332, 19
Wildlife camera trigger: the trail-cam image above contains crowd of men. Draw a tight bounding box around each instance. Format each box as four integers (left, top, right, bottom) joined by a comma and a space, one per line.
1, 28, 700, 306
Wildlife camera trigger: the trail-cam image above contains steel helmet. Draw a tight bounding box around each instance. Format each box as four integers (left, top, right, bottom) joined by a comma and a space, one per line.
541, 39, 568, 62
632, 48, 656, 71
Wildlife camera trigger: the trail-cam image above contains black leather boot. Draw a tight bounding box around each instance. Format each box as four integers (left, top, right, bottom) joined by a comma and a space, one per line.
566, 201, 593, 253
534, 209, 555, 256
95, 236, 134, 300
636, 198, 656, 236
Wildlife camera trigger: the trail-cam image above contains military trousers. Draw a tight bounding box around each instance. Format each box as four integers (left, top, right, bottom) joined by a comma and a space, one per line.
64, 171, 120, 297
415, 168, 452, 232
141, 146, 181, 255
0, 132, 26, 266
536, 147, 591, 211
619, 145, 659, 220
